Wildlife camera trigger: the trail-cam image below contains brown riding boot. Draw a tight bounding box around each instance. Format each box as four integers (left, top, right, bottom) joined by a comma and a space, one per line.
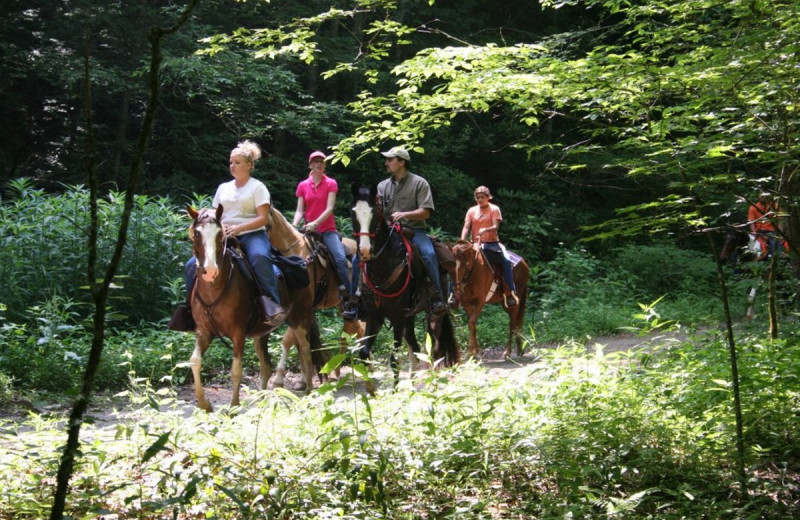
258, 295, 287, 328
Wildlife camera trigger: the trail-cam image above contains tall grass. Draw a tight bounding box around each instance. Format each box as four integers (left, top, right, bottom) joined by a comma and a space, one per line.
0, 179, 189, 324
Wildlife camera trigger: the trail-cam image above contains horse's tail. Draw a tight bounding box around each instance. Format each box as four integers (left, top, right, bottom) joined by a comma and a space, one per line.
308, 316, 332, 376
435, 312, 461, 367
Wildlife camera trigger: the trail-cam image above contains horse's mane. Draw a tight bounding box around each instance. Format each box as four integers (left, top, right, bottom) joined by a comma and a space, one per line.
452, 239, 475, 258
269, 205, 303, 241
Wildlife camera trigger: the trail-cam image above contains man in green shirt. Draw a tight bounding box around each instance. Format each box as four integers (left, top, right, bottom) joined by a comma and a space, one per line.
377, 146, 447, 314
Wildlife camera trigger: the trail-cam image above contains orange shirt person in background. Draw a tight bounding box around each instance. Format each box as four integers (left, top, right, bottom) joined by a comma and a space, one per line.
748, 192, 783, 258
461, 186, 518, 306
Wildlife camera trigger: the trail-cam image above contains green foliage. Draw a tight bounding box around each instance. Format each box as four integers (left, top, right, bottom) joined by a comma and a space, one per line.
611, 242, 718, 299
0, 180, 189, 323
2, 331, 798, 518
0, 296, 199, 392
534, 243, 724, 342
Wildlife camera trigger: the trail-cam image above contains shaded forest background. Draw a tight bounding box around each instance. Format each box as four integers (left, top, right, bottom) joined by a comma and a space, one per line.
1, 1, 699, 259
1, 0, 798, 323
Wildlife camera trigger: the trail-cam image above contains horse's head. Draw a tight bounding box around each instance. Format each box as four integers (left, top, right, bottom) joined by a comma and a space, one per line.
452, 239, 481, 276
719, 228, 748, 262
188, 205, 224, 283
351, 184, 380, 260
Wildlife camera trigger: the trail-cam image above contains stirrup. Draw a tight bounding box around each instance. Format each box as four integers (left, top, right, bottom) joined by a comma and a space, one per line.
505, 291, 519, 308
342, 305, 357, 321
431, 298, 447, 315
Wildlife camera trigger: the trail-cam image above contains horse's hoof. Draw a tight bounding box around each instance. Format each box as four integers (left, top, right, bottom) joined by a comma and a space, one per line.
359, 345, 370, 360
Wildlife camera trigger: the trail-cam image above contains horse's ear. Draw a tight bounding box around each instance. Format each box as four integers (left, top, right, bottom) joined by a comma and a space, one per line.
370, 183, 378, 203
216, 204, 224, 221
187, 206, 198, 219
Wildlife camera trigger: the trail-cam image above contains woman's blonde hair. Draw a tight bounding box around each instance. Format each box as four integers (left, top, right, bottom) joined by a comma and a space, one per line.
232, 140, 262, 163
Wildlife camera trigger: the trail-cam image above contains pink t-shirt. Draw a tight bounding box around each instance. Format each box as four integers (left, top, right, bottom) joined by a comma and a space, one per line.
464, 203, 502, 243
295, 174, 339, 233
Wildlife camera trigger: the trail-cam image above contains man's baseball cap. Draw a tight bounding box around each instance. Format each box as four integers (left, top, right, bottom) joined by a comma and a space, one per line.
380, 146, 410, 161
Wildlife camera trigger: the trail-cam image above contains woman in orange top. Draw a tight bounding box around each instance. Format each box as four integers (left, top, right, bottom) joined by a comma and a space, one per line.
460, 186, 518, 306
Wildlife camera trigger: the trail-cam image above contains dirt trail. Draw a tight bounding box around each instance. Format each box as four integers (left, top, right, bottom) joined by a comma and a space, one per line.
2, 328, 700, 423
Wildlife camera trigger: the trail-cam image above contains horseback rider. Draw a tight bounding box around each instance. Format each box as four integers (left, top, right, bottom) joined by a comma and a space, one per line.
172, 140, 287, 331
292, 150, 358, 320
377, 146, 447, 315
460, 185, 518, 307
748, 192, 784, 258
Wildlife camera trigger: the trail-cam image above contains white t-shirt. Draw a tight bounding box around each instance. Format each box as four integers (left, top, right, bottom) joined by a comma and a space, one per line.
212, 177, 271, 234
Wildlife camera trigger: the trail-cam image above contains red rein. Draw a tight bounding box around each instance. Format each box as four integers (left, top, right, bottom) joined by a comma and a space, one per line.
358, 223, 413, 298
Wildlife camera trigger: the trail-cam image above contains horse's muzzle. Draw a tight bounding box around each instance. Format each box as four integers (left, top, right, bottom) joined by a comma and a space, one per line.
201, 266, 219, 282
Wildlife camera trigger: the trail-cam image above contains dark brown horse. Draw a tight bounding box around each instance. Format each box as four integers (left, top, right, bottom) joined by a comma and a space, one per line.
187, 205, 322, 410
351, 185, 460, 390
451, 239, 529, 358
266, 206, 364, 388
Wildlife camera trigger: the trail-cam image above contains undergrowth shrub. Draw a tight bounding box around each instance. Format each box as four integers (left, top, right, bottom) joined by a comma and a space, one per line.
611, 243, 718, 299
3, 332, 798, 519
0, 179, 188, 324
534, 247, 637, 341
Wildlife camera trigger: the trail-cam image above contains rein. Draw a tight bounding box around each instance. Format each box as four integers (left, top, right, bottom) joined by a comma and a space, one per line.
360, 222, 414, 298
193, 244, 238, 340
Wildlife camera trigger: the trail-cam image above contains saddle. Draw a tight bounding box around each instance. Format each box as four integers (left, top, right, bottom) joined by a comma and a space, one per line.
432, 236, 456, 274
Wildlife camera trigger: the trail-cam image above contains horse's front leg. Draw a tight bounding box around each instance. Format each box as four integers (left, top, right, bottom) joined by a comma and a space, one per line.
254, 334, 272, 390
273, 328, 295, 388
464, 300, 482, 359
746, 285, 758, 320
403, 316, 423, 373
230, 333, 246, 407
357, 316, 381, 395
292, 325, 315, 394
190, 332, 213, 412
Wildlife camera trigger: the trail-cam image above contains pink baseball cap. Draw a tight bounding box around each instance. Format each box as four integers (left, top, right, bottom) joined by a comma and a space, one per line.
308, 151, 327, 164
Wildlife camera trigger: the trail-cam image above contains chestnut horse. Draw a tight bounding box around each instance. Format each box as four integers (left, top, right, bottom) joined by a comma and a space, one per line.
451, 239, 529, 358
187, 205, 321, 410
351, 184, 460, 389
266, 206, 365, 388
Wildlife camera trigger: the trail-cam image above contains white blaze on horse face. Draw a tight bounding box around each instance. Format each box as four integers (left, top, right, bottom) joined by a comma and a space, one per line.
199, 222, 221, 282
353, 200, 373, 260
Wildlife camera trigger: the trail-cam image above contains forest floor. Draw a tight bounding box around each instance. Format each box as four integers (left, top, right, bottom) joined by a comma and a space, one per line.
1, 327, 702, 425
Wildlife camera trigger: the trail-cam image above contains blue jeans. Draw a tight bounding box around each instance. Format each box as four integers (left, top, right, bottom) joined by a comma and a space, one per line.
321, 231, 351, 295
411, 230, 444, 300
760, 231, 782, 258
482, 242, 516, 292
185, 230, 280, 303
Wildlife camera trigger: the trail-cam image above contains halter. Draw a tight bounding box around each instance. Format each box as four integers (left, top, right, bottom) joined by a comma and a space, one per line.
192, 239, 239, 340
360, 222, 414, 298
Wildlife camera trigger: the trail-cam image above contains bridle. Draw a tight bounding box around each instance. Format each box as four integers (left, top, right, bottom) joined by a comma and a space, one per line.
355, 201, 413, 298
452, 243, 479, 301
192, 229, 239, 339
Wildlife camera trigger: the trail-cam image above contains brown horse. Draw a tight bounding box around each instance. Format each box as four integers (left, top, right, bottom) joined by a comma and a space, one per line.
187, 205, 321, 410
266, 206, 365, 388
451, 239, 529, 358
